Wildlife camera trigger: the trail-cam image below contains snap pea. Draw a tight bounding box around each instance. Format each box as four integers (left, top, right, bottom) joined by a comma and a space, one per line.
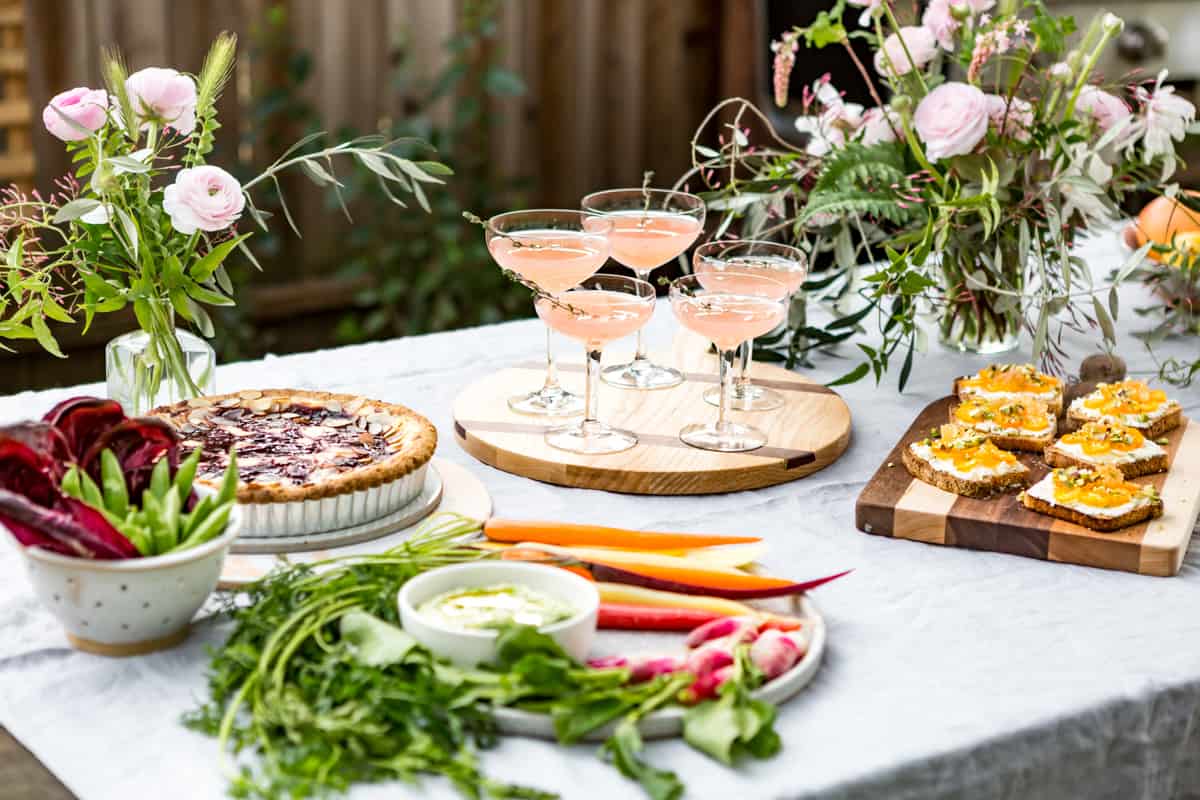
77, 467, 105, 510
161, 485, 182, 549
142, 491, 172, 555
173, 448, 201, 502
181, 494, 215, 539
217, 448, 239, 506
173, 500, 233, 552
100, 450, 129, 517
61, 465, 82, 499
149, 456, 171, 500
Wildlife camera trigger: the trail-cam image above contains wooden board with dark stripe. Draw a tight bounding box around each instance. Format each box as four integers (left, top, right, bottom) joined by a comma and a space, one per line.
856, 396, 1200, 576
453, 333, 852, 495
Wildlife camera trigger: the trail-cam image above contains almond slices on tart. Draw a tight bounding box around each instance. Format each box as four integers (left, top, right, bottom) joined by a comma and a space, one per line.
1020, 465, 1163, 532
901, 423, 1030, 498
152, 389, 437, 537
1044, 420, 1168, 478
954, 363, 1063, 417
1065, 379, 1182, 437
950, 396, 1056, 452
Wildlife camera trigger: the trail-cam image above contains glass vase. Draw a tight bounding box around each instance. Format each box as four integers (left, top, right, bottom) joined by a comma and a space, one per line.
937, 242, 1024, 355
105, 303, 215, 414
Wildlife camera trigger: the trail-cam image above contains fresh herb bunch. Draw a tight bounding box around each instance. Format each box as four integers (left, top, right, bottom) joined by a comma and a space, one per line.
187, 513, 783, 800
60, 447, 237, 556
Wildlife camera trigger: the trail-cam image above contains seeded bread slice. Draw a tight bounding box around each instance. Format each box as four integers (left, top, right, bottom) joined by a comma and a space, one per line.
1020, 489, 1163, 532
1043, 444, 1169, 479
901, 444, 1030, 498
953, 379, 1064, 417
1064, 405, 1181, 438
947, 404, 1055, 453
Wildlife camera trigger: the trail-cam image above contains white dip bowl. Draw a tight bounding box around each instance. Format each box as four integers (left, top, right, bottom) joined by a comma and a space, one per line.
398, 561, 599, 667
4, 502, 242, 656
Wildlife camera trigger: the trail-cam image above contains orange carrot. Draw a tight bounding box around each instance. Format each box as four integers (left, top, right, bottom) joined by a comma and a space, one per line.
482, 519, 761, 549
498, 547, 594, 581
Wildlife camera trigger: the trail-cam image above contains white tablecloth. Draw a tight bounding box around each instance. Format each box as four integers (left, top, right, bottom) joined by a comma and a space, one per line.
2, 229, 1199, 800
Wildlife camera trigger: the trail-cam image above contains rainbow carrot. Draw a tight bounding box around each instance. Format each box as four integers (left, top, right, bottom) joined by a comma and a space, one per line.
482, 519, 761, 549
597, 603, 724, 631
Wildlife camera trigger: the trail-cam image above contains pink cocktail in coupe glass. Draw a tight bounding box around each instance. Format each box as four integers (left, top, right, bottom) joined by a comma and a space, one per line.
486, 210, 613, 416
535, 275, 655, 454
580, 189, 705, 390
694, 240, 808, 412
669, 272, 787, 452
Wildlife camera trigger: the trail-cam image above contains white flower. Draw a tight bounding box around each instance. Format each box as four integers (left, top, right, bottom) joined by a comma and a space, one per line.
846, 0, 886, 27
795, 82, 864, 155
858, 106, 900, 145
1129, 71, 1197, 167
79, 203, 113, 225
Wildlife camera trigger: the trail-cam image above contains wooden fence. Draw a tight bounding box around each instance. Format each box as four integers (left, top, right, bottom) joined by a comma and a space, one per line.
16, 0, 763, 280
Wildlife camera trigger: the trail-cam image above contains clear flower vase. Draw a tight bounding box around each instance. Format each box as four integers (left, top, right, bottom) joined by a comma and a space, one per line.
105, 307, 215, 414
937, 242, 1024, 356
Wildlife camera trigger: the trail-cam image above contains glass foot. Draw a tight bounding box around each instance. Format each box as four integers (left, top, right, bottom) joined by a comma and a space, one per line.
702, 383, 784, 412
679, 421, 767, 453
601, 359, 684, 390
545, 421, 638, 454
508, 387, 584, 417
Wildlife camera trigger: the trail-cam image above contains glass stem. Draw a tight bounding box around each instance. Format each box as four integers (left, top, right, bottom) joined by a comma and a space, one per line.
542, 325, 563, 393
631, 270, 652, 364
735, 338, 753, 393
583, 345, 602, 431
717, 347, 735, 434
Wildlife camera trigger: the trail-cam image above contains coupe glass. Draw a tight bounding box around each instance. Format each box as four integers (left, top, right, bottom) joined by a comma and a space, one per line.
536, 274, 655, 454
581, 188, 705, 390
694, 240, 808, 412
486, 210, 613, 416
669, 273, 788, 452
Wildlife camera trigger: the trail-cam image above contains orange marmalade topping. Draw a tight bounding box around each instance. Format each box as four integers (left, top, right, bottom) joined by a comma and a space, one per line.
1082, 380, 1167, 418
960, 363, 1060, 395
954, 397, 1052, 432
922, 424, 1017, 472
1061, 421, 1146, 456
1050, 465, 1155, 509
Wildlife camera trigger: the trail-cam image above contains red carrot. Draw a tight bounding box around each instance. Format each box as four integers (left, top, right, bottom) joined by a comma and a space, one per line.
597, 603, 724, 631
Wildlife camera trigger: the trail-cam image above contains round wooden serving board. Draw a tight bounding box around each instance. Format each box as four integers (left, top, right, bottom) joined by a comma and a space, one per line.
453, 332, 852, 495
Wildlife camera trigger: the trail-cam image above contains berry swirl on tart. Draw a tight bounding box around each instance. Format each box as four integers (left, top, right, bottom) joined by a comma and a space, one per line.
954, 363, 1063, 417
902, 423, 1030, 498
1020, 465, 1163, 532
1065, 380, 1181, 438
152, 389, 437, 537
950, 396, 1056, 452
1044, 420, 1168, 478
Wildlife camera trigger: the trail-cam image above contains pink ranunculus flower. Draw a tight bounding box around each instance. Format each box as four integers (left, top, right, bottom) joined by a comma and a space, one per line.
859, 106, 900, 146
914, 82, 990, 160
1075, 86, 1131, 133
125, 67, 197, 134
874, 26, 938, 76
42, 87, 108, 141
922, 0, 993, 51
162, 166, 245, 234
985, 95, 1034, 142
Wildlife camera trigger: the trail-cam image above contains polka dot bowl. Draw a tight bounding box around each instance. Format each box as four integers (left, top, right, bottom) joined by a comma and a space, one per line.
5, 500, 242, 656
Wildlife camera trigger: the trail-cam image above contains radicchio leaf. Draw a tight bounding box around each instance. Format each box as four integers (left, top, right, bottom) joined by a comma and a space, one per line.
0, 438, 60, 507
43, 397, 126, 463
0, 490, 139, 559
82, 417, 180, 505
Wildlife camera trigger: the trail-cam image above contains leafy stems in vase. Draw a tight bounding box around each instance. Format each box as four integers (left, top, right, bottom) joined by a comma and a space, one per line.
1, 33, 451, 412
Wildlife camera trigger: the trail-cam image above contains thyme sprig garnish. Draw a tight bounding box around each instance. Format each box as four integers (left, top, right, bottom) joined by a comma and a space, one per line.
463, 210, 543, 249
464, 211, 586, 317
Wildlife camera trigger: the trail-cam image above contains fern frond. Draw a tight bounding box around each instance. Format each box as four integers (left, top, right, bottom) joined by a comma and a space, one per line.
813, 143, 908, 195
801, 190, 914, 226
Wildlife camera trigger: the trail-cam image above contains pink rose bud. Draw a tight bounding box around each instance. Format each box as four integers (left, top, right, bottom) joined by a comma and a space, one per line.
162, 165, 246, 234
685, 616, 760, 649
685, 642, 735, 677
125, 67, 198, 134
42, 87, 108, 142
679, 665, 736, 705
913, 81, 990, 160
749, 629, 802, 680
873, 26, 938, 77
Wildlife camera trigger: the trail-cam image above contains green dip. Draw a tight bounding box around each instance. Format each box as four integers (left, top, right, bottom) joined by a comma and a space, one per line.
417, 583, 575, 632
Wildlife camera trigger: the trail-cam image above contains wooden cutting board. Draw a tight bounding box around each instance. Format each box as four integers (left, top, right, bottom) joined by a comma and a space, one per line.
855, 396, 1200, 576
453, 332, 852, 495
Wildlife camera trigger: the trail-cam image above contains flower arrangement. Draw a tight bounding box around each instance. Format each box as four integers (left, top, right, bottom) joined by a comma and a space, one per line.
3, 34, 448, 411
688, 0, 1197, 387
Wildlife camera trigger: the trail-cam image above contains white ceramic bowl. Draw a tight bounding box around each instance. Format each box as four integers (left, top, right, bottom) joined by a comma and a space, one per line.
398, 561, 599, 667
4, 500, 242, 656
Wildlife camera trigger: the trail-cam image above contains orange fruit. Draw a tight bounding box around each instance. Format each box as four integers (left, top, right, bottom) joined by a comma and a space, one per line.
1134, 193, 1200, 264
